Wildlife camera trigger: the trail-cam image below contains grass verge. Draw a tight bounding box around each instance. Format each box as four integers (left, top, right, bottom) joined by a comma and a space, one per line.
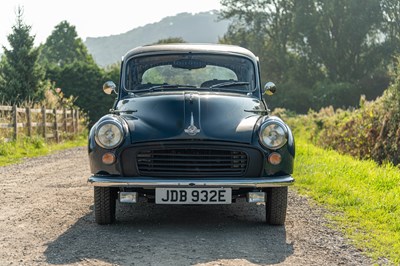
0, 134, 87, 167
294, 136, 400, 263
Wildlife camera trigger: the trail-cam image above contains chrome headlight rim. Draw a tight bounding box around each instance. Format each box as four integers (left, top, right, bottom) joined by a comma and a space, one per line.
259, 120, 288, 150
94, 120, 125, 149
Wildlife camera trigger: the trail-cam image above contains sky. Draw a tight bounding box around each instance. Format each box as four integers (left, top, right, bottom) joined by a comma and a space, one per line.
0, 0, 222, 48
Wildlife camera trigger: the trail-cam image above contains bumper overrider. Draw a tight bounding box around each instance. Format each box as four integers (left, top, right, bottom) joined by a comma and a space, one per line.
87, 175, 294, 188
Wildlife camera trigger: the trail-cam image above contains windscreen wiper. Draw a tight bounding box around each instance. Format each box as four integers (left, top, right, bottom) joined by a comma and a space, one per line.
208, 81, 254, 92
133, 84, 197, 93
209, 81, 250, 89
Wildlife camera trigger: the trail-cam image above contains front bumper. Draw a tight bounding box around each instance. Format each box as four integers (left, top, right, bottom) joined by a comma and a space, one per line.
87, 175, 294, 188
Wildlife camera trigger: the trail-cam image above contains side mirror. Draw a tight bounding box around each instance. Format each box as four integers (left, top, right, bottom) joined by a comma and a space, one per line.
263, 82, 276, 96
103, 81, 117, 95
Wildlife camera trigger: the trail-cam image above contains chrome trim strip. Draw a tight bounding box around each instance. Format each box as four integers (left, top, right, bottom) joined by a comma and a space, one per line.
88, 175, 294, 188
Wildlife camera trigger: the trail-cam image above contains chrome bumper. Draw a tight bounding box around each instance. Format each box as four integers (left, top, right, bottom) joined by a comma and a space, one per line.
87, 175, 294, 188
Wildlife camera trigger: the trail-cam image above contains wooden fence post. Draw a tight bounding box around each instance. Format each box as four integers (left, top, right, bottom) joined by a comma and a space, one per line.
42, 106, 46, 139
75, 109, 79, 134
63, 107, 67, 133
26, 107, 32, 137
12, 105, 18, 140
53, 108, 59, 143
71, 107, 76, 134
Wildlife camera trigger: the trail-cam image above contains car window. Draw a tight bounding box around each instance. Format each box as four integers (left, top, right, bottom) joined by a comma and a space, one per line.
142, 65, 237, 86
124, 54, 256, 93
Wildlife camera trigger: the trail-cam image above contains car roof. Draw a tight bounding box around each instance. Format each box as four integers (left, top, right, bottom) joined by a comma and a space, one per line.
123, 43, 258, 60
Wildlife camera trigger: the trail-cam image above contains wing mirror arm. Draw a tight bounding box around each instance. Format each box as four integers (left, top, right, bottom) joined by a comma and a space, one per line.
103, 81, 117, 95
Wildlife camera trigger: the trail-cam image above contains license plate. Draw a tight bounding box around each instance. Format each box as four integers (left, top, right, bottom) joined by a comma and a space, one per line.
155, 188, 232, 204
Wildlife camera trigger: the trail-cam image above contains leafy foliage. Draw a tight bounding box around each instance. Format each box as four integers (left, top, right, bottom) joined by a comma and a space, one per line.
293, 0, 383, 82
40, 21, 118, 124
381, 0, 400, 53
45, 61, 116, 123
153, 37, 186, 44
39, 21, 95, 66
220, 0, 397, 112
282, 57, 400, 166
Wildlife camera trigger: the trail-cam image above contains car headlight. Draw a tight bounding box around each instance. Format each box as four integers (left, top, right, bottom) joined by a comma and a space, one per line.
259, 121, 287, 150
95, 120, 124, 149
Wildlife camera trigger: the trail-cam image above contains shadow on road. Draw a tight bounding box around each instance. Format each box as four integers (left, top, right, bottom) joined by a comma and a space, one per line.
45, 201, 293, 265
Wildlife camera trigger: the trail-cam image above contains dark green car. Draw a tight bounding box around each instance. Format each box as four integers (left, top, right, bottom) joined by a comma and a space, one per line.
88, 44, 295, 225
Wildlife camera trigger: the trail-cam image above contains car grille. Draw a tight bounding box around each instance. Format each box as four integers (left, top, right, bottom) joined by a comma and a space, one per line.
136, 148, 248, 177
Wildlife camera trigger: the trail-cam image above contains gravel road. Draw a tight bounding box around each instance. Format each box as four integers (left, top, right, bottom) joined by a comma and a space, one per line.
0, 147, 378, 265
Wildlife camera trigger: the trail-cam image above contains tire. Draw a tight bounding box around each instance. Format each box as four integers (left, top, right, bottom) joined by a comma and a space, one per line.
265, 187, 288, 225
94, 187, 117, 225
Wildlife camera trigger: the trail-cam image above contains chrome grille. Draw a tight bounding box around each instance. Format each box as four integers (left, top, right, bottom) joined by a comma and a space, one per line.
136, 148, 248, 177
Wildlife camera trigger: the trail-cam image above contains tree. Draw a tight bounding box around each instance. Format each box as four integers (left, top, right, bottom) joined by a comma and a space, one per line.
153, 37, 186, 44
381, 0, 400, 51
49, 61, 114, 123
292, 0, 392, 107
40, 21, 114, 123
219, 0, 322, 112
44, 60, 117, 124
0, 7, 44, 104
0, 56, 5, 93
220, 0, 396, 112
220, 0, 295, 82
39, 21, 94, 66
293, 0, 383, 83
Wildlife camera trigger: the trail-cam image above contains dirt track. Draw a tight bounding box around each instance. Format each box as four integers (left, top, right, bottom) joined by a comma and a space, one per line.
0, 147, 378, 265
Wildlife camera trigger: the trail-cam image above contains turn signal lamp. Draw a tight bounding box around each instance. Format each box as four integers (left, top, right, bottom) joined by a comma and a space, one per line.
268, 152, 282, 165
102, 152, 116, 165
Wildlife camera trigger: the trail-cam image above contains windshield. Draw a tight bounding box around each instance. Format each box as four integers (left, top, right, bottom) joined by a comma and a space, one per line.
124, 53, 257, 94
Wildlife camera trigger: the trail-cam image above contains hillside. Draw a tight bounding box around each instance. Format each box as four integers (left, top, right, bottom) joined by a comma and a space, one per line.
85, 11, 230, 66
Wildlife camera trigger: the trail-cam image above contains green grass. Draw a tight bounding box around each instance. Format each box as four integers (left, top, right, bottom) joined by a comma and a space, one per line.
0, 134, 87, 166
294, 136, 400, 263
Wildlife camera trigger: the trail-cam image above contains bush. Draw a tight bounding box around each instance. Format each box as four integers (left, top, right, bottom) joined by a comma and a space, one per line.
312, 81, 362, 110
285, 69, 400, 166
371, 74, 400, 165
277, 58, 400, 165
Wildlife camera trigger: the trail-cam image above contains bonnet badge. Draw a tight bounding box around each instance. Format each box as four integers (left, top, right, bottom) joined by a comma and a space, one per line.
184, 112, 200, 136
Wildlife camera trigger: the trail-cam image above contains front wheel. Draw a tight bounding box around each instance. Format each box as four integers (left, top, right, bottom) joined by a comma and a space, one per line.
265, 187, 288, 225
94, 187, 117, 225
